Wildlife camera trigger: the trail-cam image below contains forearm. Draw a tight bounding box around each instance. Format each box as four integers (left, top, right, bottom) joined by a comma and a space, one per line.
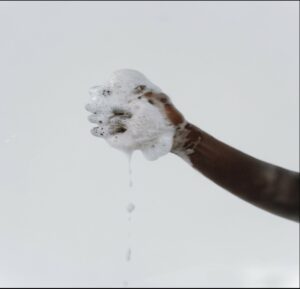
172, 122, 300, 222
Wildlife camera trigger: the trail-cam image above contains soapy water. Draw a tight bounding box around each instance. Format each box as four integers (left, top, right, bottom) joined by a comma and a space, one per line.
123, 155, 135, 286
126, 155, 134, 262
127, 152, 133, 188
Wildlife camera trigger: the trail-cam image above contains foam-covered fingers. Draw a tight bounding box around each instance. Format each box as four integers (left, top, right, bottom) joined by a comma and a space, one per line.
90, 118, 128, 138
89, 110, 131, 138
108, 116, 128, 135
90, 126, 109, 137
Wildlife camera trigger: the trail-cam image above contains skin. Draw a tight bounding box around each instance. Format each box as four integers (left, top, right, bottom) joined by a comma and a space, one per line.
144, 91, 299, 222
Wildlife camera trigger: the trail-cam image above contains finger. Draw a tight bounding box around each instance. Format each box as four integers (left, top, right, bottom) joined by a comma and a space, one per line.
90, 126, 107, 137
88, 113, 105, 124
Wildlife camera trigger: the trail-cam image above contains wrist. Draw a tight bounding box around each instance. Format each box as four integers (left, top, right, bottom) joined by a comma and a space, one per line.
171, 122, 203, 157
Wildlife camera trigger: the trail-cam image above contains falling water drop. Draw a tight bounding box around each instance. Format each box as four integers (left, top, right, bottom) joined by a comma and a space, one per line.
127, 203, 135, 213
126, 248, 132, 262
123, 151, 135, 287
127, 152, 133, 188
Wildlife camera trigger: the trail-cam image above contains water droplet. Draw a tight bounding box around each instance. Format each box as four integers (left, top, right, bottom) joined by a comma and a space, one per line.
127, 203, 135, 213
126, 248, 131, 262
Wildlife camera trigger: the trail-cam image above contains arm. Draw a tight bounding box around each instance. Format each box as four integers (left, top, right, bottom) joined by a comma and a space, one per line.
172, 122, 299, 222
145, 92, 300, 222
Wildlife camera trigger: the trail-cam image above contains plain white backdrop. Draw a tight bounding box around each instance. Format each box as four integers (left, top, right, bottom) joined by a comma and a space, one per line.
0, 1, 299, 287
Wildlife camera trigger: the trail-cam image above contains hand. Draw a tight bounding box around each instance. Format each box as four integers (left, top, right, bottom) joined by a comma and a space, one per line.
85, 83, 181, 160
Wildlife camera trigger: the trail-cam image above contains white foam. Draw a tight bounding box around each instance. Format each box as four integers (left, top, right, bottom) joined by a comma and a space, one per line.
85, 69, 175, 160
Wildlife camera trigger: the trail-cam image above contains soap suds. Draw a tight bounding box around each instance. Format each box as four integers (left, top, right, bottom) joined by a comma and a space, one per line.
85, 69, 175, 160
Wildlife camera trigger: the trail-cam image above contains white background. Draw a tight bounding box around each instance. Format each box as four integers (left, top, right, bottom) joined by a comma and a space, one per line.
0, 1, 299, 287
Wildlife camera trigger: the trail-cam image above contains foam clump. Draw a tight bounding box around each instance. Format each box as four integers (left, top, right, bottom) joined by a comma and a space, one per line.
85, 69, 175, 160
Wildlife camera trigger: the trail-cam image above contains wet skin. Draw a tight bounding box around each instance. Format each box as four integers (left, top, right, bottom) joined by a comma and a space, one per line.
144, 91, 299, 222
